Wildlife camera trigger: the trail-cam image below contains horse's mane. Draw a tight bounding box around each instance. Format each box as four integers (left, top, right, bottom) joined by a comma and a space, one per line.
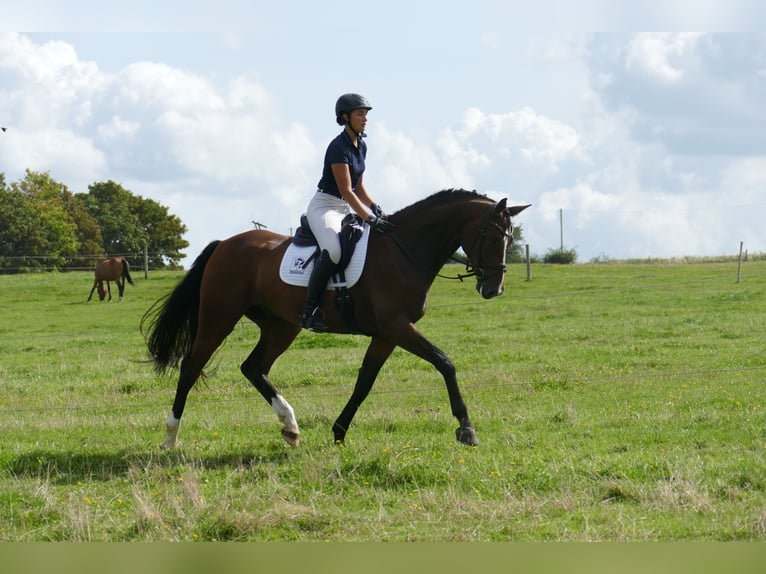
393, 188, 489, 217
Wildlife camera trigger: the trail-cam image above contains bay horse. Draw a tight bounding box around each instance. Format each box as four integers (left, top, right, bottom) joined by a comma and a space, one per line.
142, 189, 530, 448
87, 257, 135, 302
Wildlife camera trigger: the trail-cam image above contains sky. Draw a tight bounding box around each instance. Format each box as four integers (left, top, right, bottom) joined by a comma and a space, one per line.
2, 2, 766, 264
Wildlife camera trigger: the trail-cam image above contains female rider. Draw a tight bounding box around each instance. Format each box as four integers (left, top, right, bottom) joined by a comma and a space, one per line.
299, 93, 393, 332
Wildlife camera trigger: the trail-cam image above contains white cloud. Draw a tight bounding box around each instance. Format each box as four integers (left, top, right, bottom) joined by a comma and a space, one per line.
96, 115, 139, 141
625, 33, 702, 82
2, 30, 766, 264
538, 181, 621, 226
531, 179, 737, 260
0, 32, 106, 129
3, 128, 108, 186
720, 157, 766, 192
115, 62, 226, 113
372, 124, 473, 208
436, 106, 583, 181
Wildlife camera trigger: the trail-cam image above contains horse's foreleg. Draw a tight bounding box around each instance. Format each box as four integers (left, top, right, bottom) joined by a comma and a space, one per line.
106, 280, 112, 301
87, 281, 98, 301
241, 317, 301, 446
392, 323, 478, 446
333, 337, 395, 444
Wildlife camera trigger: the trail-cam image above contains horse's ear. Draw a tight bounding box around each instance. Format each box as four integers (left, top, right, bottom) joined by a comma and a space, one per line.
507, 204, 531, 217
495, 198, 508, 212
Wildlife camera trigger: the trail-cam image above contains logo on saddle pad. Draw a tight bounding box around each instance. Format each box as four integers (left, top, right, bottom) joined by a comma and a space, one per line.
279, 226, 371, 289
288, 257, 309, 275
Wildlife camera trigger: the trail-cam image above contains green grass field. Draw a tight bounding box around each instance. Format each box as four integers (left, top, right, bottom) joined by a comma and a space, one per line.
1, 259, 765, 541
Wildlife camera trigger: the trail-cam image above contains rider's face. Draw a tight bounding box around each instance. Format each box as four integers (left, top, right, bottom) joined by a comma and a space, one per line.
347, 108, 368, 133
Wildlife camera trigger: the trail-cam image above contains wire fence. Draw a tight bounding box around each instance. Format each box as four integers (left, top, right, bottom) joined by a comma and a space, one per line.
0, 253, 176, 273
1, 265, 764, 416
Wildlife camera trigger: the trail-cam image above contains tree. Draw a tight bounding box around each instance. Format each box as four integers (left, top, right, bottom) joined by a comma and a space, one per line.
78, 180, 188, 268
59, 184, 104, 269
78, 181, 146, 255
506, 223, 527, 263
0, 172, 188, 272
0, 180, 30, 269
130, 194, 188, 267
0, 170, 87, 271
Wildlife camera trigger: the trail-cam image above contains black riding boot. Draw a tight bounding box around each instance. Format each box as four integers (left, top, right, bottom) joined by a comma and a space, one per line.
299, 250, 336, 332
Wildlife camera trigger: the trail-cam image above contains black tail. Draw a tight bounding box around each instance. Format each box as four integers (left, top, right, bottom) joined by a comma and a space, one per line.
122, 259, 135, 286
141, 241, 221, 375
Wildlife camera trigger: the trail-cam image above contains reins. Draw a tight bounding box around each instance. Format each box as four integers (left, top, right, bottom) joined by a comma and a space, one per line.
442, 200, 511, 281
437, 254, 479, 282
390, 199, 511, 282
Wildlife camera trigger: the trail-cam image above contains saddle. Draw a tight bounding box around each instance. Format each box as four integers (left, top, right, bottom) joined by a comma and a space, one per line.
284, 213, 369, 334
293, 213, 364, 270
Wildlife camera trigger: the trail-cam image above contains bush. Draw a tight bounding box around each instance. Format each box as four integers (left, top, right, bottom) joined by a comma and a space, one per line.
543, 247, 578, 264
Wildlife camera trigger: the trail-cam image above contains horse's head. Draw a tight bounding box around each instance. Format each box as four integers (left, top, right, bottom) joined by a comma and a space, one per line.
97, 281, 107, 301
463, 199, 530, 299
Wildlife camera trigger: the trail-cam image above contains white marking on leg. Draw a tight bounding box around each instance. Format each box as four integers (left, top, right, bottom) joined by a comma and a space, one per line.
161, 412, 180, 449
271, 394, 299, 436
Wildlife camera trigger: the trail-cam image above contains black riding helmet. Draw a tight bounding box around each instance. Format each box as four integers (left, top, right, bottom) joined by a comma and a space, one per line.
335, 93, 372, 126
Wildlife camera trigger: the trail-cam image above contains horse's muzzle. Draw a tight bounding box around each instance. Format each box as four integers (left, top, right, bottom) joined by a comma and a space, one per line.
476, 278, 504, 299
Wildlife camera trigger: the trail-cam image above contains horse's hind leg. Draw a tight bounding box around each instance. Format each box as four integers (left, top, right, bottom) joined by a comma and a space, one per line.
163, 316, 241, 448
240, 316, 301, 446
162, 354, 204, 449
117, 276, 125, 301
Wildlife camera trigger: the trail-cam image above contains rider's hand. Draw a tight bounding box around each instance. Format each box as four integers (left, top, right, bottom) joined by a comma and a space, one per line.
367, 214, 394, 234
370, 203, 385, 218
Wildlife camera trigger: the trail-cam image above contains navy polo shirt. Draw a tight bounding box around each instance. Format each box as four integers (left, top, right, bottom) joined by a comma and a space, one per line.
317, 130, 367, 198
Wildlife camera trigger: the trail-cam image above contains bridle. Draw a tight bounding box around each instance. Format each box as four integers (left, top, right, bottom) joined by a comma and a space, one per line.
440, 200, 512, 282
385, 199, 513, 281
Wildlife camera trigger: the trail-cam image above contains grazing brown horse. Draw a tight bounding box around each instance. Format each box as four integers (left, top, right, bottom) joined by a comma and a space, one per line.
87, 257, 135, 302
142, 189, 530, 448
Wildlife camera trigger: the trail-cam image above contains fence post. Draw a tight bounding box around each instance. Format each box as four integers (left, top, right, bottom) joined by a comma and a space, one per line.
525, 244, 531, 282
144, 245, 149, 279
737, 241, 743, 284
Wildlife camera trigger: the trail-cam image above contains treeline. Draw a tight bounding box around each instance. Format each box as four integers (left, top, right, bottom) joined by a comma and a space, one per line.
0, 170, 188, 272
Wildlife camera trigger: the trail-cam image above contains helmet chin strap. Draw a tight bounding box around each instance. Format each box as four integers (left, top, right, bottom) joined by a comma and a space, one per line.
344, 118, 366, 139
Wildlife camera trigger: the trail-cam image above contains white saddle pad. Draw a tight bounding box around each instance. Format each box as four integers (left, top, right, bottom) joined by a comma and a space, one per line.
279, 226, 371, 288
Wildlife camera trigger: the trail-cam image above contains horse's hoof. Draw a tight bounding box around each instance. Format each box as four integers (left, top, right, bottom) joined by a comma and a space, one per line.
456, 426, 479, 446
159, 441, 175, 450
281, 429, 300, 447
332, 423, 347, 445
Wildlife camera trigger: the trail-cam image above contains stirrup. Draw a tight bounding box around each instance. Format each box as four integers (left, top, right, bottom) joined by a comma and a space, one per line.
300, 308, 327, 332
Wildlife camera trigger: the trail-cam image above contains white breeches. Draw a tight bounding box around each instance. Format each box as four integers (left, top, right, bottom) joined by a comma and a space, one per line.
306, 191, 351, 264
